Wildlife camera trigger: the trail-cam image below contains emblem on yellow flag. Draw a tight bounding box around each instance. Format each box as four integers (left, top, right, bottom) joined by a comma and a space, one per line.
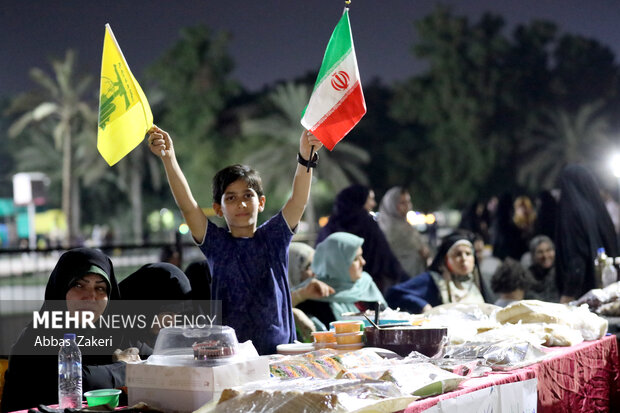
97, 24, 152, 166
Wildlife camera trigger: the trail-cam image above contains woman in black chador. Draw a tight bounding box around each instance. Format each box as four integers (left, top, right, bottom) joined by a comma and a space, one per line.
555, 164, 619, 302
1, 248, 133, 412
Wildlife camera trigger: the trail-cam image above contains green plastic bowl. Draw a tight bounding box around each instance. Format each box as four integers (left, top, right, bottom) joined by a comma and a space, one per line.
84, 389, 122, 408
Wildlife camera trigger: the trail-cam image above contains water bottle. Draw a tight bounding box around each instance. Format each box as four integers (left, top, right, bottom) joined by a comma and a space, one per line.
594, 248, 608, 288
58, 333, 82, 409
602, 257, 618, 288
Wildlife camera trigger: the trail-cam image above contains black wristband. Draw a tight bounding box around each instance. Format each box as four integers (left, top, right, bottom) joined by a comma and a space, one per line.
297, 152, 319, 168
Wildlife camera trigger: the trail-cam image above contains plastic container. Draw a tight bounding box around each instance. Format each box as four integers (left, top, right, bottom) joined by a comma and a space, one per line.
148, 325, 240, 366
311, 331, 336, 344
595, 248, 608, 288
276, 343, 315, 355
58, 333, 82, 409
602, 257, 617, 288
84, 389, 122, 408
336, 343, 364, 351
331, 321, 364, 334
313, 342, 337, 350
334, 331, 364, 345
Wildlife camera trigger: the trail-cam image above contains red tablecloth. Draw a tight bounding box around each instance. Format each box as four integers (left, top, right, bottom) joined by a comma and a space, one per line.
405, 334, 620, 413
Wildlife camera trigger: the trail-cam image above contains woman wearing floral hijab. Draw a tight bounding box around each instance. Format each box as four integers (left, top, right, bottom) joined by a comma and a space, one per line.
297, 232, 387, 326
386, 233, 485, 314
378, 187, 430, 278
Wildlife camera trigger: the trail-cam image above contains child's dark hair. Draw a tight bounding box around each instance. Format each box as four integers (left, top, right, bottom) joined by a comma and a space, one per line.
491, 257, 531, 294
212, 164, 264, 204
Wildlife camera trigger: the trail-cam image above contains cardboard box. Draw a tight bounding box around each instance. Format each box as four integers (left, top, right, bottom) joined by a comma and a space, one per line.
126, 357, 270, 413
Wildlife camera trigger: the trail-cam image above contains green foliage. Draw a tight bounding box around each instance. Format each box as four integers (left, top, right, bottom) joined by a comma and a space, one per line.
3, 9, 620, 247
239, 82, 371, 229
391, 5, 620, 210
146, 25, 242, 206
518, 101, 613, 189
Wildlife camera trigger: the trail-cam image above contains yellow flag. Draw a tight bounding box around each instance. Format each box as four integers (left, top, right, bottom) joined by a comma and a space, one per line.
97, 24, 153, 166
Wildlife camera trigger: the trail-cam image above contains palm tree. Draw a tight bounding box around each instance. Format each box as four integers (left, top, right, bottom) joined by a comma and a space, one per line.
518, 101, 612, 190
113, 143, 163, 245
8, 50, 95, 246
241, 82, 370, 236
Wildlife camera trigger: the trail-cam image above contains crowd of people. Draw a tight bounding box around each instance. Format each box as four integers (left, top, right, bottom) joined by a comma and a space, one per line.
2, 123, 619, 412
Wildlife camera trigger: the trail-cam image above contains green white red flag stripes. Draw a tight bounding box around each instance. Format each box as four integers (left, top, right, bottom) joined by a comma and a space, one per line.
301, 8, 366, 151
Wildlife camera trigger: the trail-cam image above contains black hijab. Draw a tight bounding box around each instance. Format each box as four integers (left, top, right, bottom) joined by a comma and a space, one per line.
43, 247, 120, 304
118, 263, 192, 357
316, 184, 410, 294
184, 260, 212, 302
535, 190, 558, 241
1, 248, 125, 413
185, 260, 212, 315
555, 164, 619, 297
491, 192, 524, 260
119, 262, 191, 301
430, 232, 487, 299
317, 184, 371, 239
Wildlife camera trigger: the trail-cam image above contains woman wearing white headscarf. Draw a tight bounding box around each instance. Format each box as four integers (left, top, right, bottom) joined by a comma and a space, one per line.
378, 187, 430, 277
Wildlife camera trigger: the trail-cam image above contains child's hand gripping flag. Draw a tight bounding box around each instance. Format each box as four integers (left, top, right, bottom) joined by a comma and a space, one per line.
97, 24, 153, 166
301, 8, 366, 151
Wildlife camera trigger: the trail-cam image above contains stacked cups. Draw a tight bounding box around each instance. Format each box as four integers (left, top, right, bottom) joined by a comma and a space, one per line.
332, 321, 364, 350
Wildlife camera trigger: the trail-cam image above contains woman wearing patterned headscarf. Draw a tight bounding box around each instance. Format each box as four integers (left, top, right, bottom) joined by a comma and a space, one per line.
386, 233, 485, 314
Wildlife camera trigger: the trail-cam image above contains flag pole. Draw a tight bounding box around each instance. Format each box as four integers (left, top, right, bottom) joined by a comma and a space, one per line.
305, 0, 353, 172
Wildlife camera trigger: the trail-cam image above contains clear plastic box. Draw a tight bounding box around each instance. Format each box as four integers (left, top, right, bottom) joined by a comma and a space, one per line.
148, 325, 240, 366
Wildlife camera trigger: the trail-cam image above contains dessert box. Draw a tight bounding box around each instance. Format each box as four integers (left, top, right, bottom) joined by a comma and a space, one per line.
126, 326, 269, 413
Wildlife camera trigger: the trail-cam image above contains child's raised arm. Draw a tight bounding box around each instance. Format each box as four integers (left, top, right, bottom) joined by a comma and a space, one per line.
148, 126, 208, 242
282, 130, 323, 230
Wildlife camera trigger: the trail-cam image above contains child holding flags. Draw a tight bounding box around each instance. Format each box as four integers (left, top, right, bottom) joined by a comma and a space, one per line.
147, 126, 322, 355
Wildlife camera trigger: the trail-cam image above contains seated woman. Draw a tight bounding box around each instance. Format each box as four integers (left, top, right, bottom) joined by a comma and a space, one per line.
119, 262, 193, 357
524, 235, 560, 303
297, 232, 387, 327
1, 248, 138, 413
317, 184, 411, 294
288, 242, 334, 307
287, 242, 334, 340
385, 233, 485, 314
491, 257, 531, 307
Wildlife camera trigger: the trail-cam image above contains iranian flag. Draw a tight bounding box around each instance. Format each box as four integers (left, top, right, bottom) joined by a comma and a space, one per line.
301, 8, 366, 150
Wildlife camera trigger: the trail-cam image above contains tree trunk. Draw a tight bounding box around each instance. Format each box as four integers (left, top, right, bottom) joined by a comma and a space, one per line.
130, 168, 144, 245
62, 129, 73, 247
71, 178, 80, 245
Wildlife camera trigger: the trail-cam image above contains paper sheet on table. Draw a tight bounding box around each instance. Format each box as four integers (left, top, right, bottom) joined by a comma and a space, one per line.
422, 378, 537, 413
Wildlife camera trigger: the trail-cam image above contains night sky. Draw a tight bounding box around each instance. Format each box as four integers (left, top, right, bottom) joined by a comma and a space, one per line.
2, 0, 620, 97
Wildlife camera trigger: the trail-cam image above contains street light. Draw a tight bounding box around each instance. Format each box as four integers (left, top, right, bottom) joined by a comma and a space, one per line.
610, 153, 620, 178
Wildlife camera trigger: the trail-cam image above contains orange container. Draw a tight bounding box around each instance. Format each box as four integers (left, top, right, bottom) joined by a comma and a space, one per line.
311, 331, 336, 344
336, 343, 364, 351
334, 331, 364, 345
331, 321, 364, 334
